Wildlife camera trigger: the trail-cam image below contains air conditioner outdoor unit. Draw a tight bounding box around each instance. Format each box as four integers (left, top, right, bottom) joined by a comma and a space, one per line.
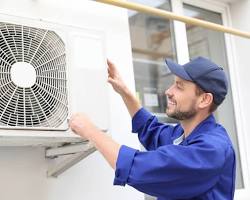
0, 14, 110, 148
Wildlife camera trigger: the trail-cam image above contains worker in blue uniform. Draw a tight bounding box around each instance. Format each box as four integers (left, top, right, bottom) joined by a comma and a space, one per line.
70, 56, 236, 200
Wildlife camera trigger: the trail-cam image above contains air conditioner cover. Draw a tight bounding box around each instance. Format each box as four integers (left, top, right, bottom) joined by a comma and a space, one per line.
0, 22, 68, 130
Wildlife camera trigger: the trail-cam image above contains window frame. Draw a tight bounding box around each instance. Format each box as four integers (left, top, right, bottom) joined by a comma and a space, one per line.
171, 0, 250, 198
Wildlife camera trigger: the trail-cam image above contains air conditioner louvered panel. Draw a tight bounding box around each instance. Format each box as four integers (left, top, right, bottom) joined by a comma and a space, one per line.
0, 22, 68, 129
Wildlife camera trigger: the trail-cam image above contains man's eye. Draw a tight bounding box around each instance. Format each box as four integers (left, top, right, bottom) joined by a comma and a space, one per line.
176, 85, 183, 90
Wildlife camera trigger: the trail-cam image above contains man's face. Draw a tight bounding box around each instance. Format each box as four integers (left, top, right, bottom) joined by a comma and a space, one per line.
165, 76, 200, 120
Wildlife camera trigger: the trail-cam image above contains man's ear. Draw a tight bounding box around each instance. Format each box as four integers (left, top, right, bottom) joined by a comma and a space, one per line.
198, 93, 213, 109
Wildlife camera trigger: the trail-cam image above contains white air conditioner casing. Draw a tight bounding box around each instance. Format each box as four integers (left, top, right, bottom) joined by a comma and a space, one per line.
0, 14, 110, 147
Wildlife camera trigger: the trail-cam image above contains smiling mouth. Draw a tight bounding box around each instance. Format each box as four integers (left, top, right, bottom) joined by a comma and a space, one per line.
167, 99, 176, 107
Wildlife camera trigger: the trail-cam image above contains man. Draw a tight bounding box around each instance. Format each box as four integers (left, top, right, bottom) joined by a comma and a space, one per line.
70, 57, 236, 200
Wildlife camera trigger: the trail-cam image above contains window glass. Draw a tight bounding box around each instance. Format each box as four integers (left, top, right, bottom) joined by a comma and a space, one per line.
129, 0, 177, 123
184, 4, 243, 188
129, 1, 176, 199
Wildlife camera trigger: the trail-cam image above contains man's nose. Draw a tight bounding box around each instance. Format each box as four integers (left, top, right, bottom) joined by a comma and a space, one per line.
165, 85, 174, 96
165, 89, 168, 96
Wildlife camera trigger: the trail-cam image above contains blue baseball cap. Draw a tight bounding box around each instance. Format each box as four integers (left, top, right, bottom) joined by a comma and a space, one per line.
165, 56, 228, 105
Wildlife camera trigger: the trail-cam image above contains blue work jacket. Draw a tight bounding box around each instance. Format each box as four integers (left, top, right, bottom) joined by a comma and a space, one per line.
114, 108, 236, 200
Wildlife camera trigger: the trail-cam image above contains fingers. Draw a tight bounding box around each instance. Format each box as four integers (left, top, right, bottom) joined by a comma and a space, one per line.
107, 77, 115, 85
106, 59, 124, 93
107, 59, 117, 76
107, 59, 114, 68
107, 67, 113, 78
69, 114, 79, 129
107, 59, 113, 71
69, 113, 87, 136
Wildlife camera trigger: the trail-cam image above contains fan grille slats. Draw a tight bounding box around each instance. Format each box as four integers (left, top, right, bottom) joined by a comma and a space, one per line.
0, 22, 68, 129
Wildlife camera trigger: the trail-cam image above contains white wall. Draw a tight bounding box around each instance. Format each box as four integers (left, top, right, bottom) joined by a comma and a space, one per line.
229, 0, 250, 199
230, 1, 250, 122
0, 0, 143, 200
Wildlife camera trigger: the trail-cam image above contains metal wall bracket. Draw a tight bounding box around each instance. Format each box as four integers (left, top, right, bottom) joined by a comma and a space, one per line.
46, 141, 96, 177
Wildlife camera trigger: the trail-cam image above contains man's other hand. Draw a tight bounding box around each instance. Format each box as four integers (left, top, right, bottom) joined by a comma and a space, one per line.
69, 113, 98, 140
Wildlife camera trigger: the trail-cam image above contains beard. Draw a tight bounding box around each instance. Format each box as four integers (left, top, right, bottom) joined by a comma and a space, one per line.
166, 101, 197, 120
167, 108, 197, 120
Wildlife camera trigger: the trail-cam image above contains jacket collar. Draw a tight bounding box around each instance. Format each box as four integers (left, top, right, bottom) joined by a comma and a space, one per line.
176, 114, 216, 143
179, 114, 216, 143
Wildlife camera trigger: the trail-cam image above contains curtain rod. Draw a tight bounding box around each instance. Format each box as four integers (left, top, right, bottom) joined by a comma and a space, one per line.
96, 0, 250, 39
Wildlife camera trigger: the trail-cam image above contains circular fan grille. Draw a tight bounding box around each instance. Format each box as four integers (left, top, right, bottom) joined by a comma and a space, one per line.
0, 22, 68, 128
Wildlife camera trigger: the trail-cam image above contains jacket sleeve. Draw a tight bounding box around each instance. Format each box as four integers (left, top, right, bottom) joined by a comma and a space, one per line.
114, 139, 228, 199
132, 108, 176, 150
